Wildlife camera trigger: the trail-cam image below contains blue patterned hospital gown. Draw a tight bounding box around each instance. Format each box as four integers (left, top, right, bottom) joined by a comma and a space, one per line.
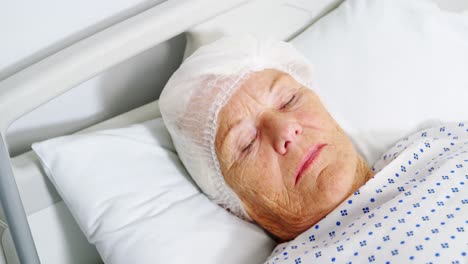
265, 123, 468, 264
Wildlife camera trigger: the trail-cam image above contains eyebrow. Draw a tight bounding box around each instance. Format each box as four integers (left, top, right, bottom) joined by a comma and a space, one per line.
223, 119, 242, 147
268, 73, 286, 93
218, 120, 243, 163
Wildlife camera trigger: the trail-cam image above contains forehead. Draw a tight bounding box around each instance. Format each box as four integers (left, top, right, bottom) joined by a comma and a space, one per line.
241, 69, 282, 94
218, 69, 282, 125
222, 69, 286, 115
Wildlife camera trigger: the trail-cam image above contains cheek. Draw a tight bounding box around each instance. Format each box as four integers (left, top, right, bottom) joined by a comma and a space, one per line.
318, 143, 358, 200
232, 149, 284, 196
295, 103, 332, 131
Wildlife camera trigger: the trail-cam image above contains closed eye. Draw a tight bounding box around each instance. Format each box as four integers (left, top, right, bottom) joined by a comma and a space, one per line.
242, 137, 255, 153
242, 132, 257, 153
280, 94, 296, 110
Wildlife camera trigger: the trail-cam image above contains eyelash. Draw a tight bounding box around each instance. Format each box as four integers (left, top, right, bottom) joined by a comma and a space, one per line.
280, 94, 296, 110
242, 132, 256, 153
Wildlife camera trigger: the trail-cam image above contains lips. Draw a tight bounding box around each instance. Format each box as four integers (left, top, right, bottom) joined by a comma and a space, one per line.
294, 144, 327, 186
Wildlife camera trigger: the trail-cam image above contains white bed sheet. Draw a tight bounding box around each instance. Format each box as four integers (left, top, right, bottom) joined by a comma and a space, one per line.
2, 202, 103, 264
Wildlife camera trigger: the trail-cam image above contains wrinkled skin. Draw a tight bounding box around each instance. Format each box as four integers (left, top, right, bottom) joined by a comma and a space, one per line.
215, 69, 373, 242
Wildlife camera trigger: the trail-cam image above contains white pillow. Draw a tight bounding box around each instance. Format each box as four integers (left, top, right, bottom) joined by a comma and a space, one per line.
32, 118, 274, 264
292, 0, 468, 164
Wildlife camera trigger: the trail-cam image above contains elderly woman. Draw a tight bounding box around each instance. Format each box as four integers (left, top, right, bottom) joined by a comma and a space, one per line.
160, 36, 467, 263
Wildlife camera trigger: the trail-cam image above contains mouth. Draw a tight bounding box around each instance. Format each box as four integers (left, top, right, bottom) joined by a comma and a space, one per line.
294, 144, 327, 186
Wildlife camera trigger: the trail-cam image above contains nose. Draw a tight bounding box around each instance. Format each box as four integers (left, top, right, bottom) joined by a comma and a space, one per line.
261, 112, 302, 155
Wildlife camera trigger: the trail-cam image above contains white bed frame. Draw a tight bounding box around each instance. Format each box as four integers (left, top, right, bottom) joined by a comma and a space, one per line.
0, 0, 343, 263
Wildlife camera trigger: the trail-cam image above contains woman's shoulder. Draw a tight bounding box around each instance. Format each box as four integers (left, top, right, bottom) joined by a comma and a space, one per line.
372, 121, 468, 173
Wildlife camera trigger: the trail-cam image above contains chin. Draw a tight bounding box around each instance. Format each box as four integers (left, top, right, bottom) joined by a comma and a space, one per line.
322, 167, 355, 203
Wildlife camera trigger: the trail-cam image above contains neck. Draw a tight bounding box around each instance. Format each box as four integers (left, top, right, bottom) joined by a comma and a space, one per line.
353, 155, 374, 191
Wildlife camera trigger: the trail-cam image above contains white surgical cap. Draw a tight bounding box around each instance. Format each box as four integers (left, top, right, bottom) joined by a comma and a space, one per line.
159, 35, 314, 220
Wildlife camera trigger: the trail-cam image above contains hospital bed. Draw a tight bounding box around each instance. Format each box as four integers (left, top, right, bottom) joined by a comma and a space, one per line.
0, 0, 467, 263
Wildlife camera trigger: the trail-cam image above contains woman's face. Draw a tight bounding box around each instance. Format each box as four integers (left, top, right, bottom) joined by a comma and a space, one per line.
215, 69, 370, 241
